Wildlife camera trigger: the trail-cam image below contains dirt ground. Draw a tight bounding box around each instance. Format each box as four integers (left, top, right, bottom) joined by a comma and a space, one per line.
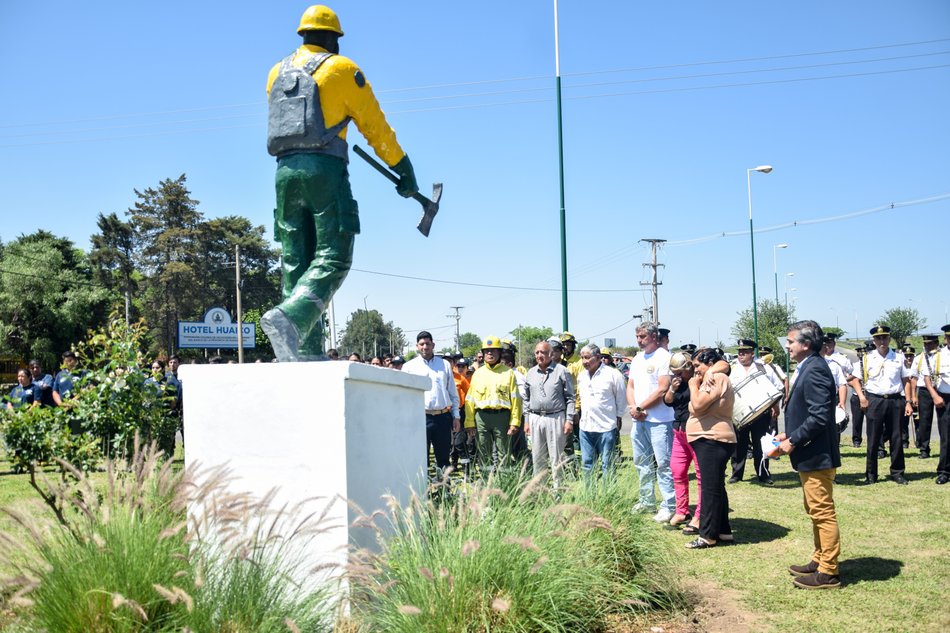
612, 580, 765, 633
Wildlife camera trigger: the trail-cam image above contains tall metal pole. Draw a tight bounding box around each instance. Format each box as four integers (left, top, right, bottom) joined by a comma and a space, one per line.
235, 244, 244, 364
747, 169, 759, 349
639, 239, 665, 324
554, 0, 569, 330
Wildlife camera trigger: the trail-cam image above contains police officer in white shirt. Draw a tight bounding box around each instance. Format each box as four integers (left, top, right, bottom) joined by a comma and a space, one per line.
824, 333, 854, 379
924, 325, 950, 484
911, 334, 941, 459
859, 326, 913, 485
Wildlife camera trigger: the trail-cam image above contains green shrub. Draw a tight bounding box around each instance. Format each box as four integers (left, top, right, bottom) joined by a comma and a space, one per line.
348, 468, 684, 632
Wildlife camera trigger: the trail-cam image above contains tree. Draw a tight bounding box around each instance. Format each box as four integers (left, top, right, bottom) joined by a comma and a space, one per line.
0, 231, 110, 367
339, 309, 406, 359
89, 212, 137, 319
732, 299, 795, 367
127, 175, 204, 356
875, 307, 925, 348
91, 175, 281, 357
192, 216, 280, 320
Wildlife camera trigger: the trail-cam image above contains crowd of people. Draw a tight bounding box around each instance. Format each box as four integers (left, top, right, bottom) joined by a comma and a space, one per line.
369, 320, 950, 591
7, 318, 949, 590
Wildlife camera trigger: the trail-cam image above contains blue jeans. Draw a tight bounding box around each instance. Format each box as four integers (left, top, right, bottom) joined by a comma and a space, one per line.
632, 421, 675, 511
580, 429, 618, 477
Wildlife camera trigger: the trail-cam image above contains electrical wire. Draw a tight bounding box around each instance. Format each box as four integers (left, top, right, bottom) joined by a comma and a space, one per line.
349, 268, 638, 292
581, 318, 637, 341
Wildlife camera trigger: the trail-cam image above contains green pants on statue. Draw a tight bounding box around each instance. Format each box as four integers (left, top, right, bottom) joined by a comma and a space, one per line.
264, 153, 358, 360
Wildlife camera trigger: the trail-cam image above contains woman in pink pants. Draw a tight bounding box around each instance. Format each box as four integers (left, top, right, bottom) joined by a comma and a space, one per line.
665, 351, 700, 526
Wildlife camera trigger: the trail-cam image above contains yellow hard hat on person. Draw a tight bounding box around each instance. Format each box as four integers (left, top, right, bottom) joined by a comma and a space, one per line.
297, 5, 344, 36
482, 336, 503, 350
559, 331, 576, 343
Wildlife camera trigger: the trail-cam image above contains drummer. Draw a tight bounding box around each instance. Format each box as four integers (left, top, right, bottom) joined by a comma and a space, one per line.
728, 339, 784, 485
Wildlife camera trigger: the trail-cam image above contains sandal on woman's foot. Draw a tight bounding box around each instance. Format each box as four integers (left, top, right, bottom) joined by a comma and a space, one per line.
681, 524, 700, 535
669, 513, 691, 526
685, 537, 716, 549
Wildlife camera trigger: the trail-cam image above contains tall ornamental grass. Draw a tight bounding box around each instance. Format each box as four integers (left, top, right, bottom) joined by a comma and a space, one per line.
347, 467, 685, 632
0, 440, 337, 632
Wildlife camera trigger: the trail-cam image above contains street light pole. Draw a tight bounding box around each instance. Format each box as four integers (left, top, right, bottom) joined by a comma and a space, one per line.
553, 0, 569, 330
747, 165, 773, 349
773, 243, 788, 303
235, 245, 244, 364
785, 273, 795, 312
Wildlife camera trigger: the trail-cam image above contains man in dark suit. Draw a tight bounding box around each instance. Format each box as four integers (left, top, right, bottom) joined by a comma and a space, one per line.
776, 319, 842, 590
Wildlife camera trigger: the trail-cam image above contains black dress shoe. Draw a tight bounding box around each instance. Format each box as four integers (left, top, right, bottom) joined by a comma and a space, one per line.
936, 474, 950, 485
890, 474, 909, 485
876, 450, 888, 459
862, 474, 878, 484
728, 476, 741, 484
852, 440, 862, 448
918, 451, 930, 459
758, 477, 774, 486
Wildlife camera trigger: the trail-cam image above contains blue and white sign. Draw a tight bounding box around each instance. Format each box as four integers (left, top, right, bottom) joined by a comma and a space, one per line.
178, 307, 256, 349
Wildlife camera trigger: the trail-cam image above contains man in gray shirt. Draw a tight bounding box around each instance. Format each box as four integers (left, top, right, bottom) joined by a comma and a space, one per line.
524, 341, 576, 487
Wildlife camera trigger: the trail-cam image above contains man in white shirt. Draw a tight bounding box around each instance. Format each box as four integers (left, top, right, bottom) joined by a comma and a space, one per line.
577, 343, 626, 478
403, 330, 460, 474
626, 322, 676, 523
858, 325, 913, 485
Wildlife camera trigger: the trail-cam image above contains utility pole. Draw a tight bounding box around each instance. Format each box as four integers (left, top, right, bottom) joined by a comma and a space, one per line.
447, 306, 464, 352
639, 239, 666, 324
235, 244, 244, 364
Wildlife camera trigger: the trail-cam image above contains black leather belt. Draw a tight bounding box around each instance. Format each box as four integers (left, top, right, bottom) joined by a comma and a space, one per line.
528, 410, 565, 416
867, 393, 901, 400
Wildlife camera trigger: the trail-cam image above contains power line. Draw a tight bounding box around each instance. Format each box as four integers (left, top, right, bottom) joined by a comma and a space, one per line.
582, 318, 637, 341
665, 192, 950, 246
1, 37, 947, 135
349, 267, 639, 292
7, 58, 942, 148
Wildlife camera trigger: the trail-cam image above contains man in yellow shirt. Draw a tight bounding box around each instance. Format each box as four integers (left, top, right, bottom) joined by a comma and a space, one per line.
465, 337, 523, 473
262, 5, 418, 361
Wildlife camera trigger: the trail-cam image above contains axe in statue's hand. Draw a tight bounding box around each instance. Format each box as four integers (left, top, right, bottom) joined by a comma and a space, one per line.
353, 145, 441, 237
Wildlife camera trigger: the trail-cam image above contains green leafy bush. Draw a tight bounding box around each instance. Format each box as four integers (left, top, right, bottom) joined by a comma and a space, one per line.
1, 314, 178, 477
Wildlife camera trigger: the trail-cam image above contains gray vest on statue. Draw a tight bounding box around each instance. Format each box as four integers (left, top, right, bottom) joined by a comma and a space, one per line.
267, 51, 350, 160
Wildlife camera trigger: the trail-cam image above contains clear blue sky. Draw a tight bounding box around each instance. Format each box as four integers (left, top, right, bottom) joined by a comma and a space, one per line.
2, 1, 948, 352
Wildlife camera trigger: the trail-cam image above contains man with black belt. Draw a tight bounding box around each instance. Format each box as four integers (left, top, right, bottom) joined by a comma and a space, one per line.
403, 331, 460, 475
859, 325, 913, 485
912, 334, 940, 459
924, 325, 950, 484
523, 341, 575, 487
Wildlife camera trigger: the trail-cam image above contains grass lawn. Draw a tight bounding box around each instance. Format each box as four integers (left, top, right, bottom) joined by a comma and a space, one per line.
1, 441, 947, 632
647, 442, 950, 633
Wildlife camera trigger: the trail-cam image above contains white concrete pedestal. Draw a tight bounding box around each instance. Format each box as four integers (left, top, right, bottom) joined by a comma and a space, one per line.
179, 361, 430, 586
